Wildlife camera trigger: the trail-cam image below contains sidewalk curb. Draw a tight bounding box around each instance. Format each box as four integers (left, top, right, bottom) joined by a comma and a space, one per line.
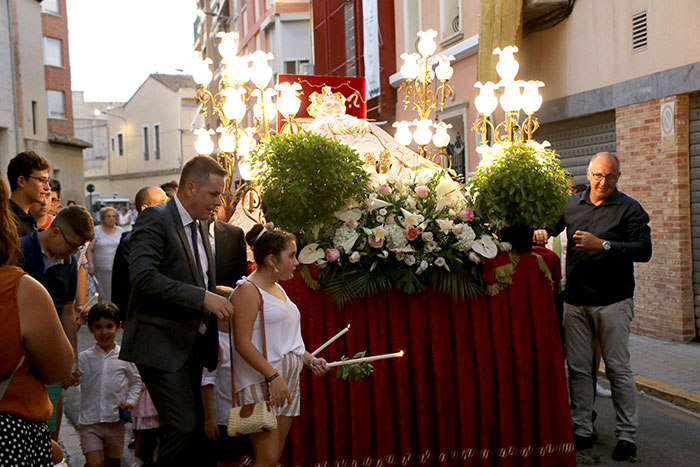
633, 375, 700, 414
599, 367, 700, 414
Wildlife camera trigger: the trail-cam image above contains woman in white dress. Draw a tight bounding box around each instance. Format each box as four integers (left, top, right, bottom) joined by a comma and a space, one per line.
232, 225, 329, 467
118, 206, 132, 232
86, 206, 123, 301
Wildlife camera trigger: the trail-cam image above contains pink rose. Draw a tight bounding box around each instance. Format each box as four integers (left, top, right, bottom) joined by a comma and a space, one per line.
452, 223, 465, 235
368, 235, 385, 248
325, 248, 340, 262
379, 184, 392, 196
415, 185, 429, 198
348, 219, 358, 229
459, 208, 475, 222
421, 231, 434, 242
406, 227, 419, 241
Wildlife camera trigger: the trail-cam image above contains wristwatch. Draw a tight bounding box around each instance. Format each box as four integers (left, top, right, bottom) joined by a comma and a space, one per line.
602, 240, 611, 251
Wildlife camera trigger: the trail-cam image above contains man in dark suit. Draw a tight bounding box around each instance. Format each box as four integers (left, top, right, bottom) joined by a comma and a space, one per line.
120, 157, 234, 466
111, 186, 169, 321
210, 216, 247, 289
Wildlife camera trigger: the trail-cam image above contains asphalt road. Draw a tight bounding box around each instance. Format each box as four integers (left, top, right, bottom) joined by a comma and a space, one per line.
575, 385, 700, 466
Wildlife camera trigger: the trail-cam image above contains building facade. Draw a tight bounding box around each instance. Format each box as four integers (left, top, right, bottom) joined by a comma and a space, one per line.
0, 0, 88, 204
83, 74, 200, 203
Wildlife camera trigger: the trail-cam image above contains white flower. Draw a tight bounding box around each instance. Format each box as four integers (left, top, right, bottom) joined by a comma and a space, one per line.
434, 257, 446, 267
349, 251, 361, 263
454, 224, 476, 252
333, 225, 360, 254
298, 243, 325, 264
468, 252, 481, 263
379, 208, 387, 216
416, 260, 429, 275
471, 235, 498, 259
372, 225, 386, 240
376, 215, 385, 223
367, 195, 392, 211
436, 218, 454, 234
385, 224, 407, 249
334, 207, 362, 223
400, 208, 421, 227
435, 178, 462, 210
404, 255, 416, 266
500, 241, 513, 252
421, 231, 434, 242
425, 240, 438, 252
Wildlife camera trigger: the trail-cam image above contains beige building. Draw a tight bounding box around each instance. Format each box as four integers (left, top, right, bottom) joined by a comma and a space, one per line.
83, 74, 200, 203
1, 0, 88, 204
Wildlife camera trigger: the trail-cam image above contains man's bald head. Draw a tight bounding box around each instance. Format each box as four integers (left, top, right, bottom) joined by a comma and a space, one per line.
134, 187, 169, 212
589, 152, 620, 173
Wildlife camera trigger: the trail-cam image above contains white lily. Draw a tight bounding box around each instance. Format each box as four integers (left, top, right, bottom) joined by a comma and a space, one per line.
298, 243, 325, 264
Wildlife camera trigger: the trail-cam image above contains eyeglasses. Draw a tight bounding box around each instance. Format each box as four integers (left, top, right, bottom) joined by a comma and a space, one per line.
590, 172, 619, 183
58, 227, 86, 252
28, 175, 50, 186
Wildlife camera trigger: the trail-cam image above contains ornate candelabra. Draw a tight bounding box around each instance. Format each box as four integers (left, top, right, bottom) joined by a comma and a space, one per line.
472, 46, 544, 148
192, 31, 302, 220
394, 29, 455, 167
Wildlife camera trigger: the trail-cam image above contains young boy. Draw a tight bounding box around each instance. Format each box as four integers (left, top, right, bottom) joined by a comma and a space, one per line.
78, 301, 141, 467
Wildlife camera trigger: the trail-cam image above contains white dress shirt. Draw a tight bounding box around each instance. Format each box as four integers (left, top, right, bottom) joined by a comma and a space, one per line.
174, 194, 209, 288
202, 331, 233, 426
78, 343, 141, 425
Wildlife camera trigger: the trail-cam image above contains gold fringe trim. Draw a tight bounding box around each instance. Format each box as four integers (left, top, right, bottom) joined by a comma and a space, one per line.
486, 252, 520, 296
530, 252, 554, 290
270, 442, 575, 467
298, 264, 320, 290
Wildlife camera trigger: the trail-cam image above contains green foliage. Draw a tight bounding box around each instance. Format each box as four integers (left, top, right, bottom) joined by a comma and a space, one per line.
335, 350, 374, 382
250, 132, 369, 240
467, 142, 571, 228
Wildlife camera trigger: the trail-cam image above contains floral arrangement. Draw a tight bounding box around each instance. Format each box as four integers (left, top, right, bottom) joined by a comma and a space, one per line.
299, 163, 502, 304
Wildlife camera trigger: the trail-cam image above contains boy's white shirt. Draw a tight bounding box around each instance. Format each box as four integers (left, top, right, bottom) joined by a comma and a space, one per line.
78, 343, 142, 425
202, 331, 232, 426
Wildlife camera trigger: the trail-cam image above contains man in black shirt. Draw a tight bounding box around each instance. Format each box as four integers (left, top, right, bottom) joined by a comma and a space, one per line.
534, 152, 651, 461
7, 151, 51, 236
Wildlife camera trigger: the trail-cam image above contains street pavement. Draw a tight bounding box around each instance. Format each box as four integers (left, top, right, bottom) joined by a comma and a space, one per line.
58, 327, 700, 466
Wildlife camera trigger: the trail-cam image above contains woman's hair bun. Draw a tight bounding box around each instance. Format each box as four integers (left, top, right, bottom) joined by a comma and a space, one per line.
245, 224, 266, 248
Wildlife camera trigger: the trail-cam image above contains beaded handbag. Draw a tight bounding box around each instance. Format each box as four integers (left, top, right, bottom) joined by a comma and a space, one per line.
227, 284, 277, 436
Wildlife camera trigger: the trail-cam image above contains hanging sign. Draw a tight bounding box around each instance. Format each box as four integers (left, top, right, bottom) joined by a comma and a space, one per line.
362, 0, 381, 100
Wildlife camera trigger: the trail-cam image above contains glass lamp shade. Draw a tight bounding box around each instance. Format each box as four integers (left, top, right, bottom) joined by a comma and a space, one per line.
226, 56, 250, 84
413, 119, 433, 146
416, 29, 438, 57
400, 53, 420, 80
494, 46, 519, 81
474, 82, 498, 115
238, 160, 254, 181
216, 32, 239, 60
434, 55, 455, 81
521, 80, 544, 114
275, 82, 302, 117
221, 88, 247, 122
500, 82, 522, 112
193, 58, 213, 86
392, 121, 413, 146
236, 128, 250, 157
217, 126, 236, 153
194, 128, 215, 155
249, 51, 274, 86
433, 122, 452, 148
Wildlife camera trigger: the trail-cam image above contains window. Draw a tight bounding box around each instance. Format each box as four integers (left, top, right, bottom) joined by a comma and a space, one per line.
41, 0, 60, 15
404, 0, 422, 53
284, 60, 311, 75
46, 90, 65, 119
439, 0, 461, 42
32, 101, 37, 134
117, 133, 124, 156
111, 137, 115, 152
43, 37, 63, 67
142, 125, 150, 160
154, 124, 161, 159
438, 104, 468, 177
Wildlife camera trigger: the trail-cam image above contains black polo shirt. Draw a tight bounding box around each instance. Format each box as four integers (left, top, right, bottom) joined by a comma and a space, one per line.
546, 187, 652, 306
10, 199, 36, 237
19, 230, 78, 315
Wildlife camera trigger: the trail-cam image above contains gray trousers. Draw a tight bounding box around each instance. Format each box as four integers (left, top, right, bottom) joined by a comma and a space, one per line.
563, 298, 637, 442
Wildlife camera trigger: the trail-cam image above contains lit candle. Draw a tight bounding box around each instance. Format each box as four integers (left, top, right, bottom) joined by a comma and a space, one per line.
326, 350, 405, 368
84, 293, 99, 309
311, 324, 350, 357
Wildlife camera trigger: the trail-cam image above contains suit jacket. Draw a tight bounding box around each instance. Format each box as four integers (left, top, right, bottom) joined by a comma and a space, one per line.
111, 231, 131, 322
119, 198, 218, 372
212, 220, 247, 289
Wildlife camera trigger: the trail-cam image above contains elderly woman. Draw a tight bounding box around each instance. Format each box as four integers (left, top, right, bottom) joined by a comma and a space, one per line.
86, 206, 123, 301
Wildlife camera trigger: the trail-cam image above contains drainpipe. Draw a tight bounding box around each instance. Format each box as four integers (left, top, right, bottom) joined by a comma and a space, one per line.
6, 0, 19, 153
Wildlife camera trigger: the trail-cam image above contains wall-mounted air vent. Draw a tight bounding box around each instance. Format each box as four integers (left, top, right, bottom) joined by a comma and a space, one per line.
632, 11, 648, 53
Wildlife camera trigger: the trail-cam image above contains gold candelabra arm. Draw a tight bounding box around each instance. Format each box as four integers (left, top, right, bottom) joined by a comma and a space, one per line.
398, 80, 414, 110
494, 111, 522, 144
471, 114, 494, 146
240, 183, 263, 224
521, 113, 540, 141
436, 81, 453, 112
195, 86, 215, 118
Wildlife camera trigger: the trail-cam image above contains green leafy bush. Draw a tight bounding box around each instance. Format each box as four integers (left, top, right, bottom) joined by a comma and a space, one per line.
467, 141, 571, 228
250, 132, 369, 241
